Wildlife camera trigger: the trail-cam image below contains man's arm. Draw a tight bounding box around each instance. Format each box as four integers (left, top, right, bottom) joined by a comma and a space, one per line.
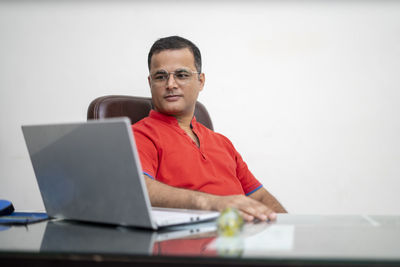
248, 187, 287, 213
144, 176, 278, 221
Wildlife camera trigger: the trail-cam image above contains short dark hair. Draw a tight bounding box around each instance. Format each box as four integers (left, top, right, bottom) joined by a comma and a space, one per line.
148, 36, 202, 73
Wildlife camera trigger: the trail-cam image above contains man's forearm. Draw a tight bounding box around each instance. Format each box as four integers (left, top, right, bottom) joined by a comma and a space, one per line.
261, 194, 287, 213
144, 176, 213, 210
249, 187, 287, 213
144, 176, 278, 221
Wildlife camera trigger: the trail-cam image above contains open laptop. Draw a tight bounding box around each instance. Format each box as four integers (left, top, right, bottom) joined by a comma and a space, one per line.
22, 118, 219, 230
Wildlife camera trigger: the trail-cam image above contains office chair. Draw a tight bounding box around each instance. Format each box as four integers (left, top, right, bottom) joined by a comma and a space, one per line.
87, 95, 214, 130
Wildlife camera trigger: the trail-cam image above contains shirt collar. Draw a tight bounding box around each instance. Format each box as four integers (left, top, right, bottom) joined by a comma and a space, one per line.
149, 110, 198, 128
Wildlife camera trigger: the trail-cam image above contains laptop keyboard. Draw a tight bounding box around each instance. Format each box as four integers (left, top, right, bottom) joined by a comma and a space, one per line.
151, 208, 219, 227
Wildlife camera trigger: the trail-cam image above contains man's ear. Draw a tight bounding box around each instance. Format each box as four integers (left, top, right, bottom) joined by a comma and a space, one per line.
198, 73, 205, 92
148, 75, 151, 88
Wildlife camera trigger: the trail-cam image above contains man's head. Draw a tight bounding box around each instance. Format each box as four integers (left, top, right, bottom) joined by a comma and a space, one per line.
147, 36, 205, 120
148, 36, 202, 73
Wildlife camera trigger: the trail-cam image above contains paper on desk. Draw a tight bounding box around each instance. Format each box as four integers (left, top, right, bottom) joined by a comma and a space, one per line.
206, 225, 295, 255
243, 225, 295, 252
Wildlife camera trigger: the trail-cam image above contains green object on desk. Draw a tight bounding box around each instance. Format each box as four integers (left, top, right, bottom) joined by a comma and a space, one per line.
0, 212, 49, 225
217, 207, 244, 236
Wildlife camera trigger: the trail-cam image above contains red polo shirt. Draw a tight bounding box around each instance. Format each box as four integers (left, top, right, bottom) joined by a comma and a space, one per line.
132, 110, 262, 196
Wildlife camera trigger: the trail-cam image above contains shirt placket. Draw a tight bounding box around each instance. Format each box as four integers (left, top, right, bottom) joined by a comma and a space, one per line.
191, 126, 206, 160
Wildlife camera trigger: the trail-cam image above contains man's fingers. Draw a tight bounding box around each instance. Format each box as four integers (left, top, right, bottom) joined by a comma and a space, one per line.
232, 196, 276, 222
239, 209, 276, 222
238, 211, 254, 222
214, 195, 278, 222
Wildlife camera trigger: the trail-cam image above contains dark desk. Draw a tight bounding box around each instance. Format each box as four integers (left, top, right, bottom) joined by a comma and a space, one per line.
1, 214, 400, 266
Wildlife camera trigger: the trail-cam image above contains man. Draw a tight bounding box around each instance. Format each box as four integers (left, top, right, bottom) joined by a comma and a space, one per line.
133, 36, 286, 221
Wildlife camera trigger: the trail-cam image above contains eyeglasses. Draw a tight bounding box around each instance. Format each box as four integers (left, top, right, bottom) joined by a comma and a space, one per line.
150, 68, 200, 86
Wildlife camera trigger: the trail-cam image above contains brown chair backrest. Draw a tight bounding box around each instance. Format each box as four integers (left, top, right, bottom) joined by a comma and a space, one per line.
87, 95, 214, 130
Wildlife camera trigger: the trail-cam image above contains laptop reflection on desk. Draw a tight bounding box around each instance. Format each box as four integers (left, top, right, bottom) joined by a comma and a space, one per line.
40, 220, 218, 256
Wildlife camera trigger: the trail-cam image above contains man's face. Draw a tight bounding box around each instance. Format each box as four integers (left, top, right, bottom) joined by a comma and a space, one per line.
148, 48, 205, 118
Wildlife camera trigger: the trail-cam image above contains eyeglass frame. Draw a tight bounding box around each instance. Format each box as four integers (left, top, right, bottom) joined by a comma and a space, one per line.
149, 68, 201, 85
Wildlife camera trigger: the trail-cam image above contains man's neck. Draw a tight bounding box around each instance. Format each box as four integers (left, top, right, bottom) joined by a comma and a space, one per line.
161, 108, 195, 130
175, 116, 193, 130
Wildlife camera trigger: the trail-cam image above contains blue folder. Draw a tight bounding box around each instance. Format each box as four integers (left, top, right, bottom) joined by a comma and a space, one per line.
0, 212, 49, 225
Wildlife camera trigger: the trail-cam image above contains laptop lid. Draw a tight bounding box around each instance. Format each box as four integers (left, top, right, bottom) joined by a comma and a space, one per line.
22, 118, 157, 229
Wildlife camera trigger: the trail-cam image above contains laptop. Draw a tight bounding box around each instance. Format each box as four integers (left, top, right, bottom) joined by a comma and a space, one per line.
22, 118, 219, 230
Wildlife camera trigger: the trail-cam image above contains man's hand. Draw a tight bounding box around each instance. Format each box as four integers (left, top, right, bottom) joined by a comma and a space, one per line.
145, 176, 281, 222
197, 194, 277, 222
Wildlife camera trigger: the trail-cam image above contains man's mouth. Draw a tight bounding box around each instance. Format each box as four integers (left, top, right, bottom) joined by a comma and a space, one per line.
164, 95, 182, 101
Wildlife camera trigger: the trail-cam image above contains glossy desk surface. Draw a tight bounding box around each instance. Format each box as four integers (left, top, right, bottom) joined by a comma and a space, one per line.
1, 214, 400, 266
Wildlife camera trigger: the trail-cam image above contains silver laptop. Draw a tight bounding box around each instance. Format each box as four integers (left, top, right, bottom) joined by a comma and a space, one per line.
22, 118, 219, 230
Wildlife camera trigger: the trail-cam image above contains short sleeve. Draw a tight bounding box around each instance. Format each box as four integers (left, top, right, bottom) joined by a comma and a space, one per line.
132, 125, 158, 179
216, 133, 263, 195
234, 150, 263, 195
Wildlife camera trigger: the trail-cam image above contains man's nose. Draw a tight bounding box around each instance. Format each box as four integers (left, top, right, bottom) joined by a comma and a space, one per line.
166, 73, 178, 88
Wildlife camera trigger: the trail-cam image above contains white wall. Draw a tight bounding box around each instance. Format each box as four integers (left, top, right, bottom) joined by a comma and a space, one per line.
1, 0, 399, 214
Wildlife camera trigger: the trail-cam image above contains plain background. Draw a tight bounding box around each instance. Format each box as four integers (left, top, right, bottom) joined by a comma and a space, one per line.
1, 0, 399, 214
